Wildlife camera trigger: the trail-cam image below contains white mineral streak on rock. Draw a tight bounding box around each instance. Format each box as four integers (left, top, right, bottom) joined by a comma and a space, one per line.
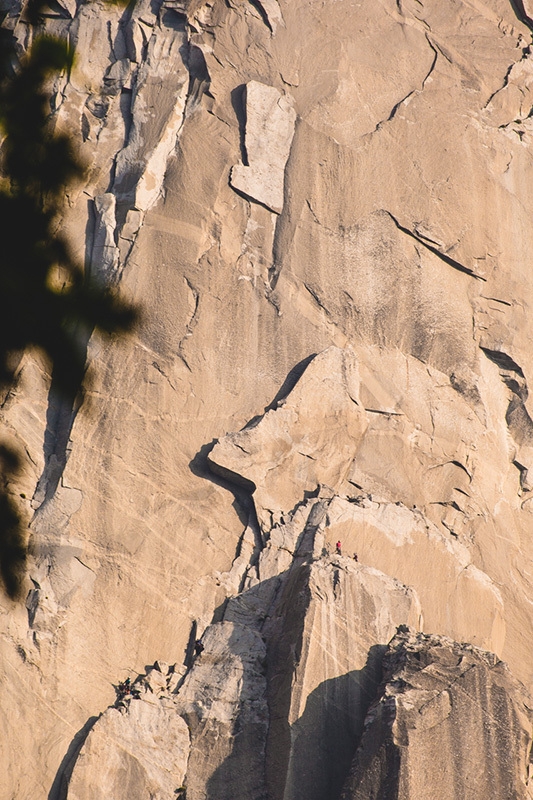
113, 24, 190, 212
91, 194, 119, 281
67, 696, 190, 800
230, 80, 296, 213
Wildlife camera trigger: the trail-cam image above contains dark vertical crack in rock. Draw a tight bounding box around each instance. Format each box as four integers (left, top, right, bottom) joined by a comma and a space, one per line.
183, 40, 211, 114
31, 3, 215, 509
509, 0, 533, 33
248, 0, 273, 32
32, 327, 92, 510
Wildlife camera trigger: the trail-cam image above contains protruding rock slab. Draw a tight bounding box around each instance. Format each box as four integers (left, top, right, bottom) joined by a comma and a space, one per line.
91, 193, 119, 281
255, 0, 284, 33
324, 496, 506, 655
341, 627, 533, 800
230, 80, 296, 213
113, 23, 190, 211
209, 347, 367, 530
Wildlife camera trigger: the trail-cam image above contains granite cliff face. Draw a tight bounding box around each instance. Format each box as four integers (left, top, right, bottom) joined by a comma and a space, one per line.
3, 0, 533, 797
341, 628, 533, 800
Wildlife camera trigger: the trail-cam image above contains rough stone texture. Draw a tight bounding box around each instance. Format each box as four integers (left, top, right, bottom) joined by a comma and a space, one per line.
263, 556, 421, 800
92, 193, 120, 281
209, 347, 367, 530
176, 621, 269, 800
340, 627, 533, 800
230, 80, 296, 213
67, 688, 190, 800
210, 346, 506, 654
61, 495, 422, 799
3, 0, 533, 797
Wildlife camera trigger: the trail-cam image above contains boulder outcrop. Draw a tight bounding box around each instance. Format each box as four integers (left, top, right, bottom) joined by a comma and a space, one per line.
341, 627, 533, 800
63, 495, 423, 800
230, 80, 296, 213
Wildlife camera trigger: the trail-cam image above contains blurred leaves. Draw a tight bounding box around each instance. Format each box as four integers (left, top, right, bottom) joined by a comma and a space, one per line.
0, 21, 139, 599
0, 445, 26, 599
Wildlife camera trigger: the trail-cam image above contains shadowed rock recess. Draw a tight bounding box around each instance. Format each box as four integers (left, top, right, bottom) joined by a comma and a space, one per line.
3, 0, 533, 797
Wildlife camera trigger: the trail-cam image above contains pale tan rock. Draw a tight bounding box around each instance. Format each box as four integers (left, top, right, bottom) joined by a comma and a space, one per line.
210, 344, 506, 656
323, 496, 505, 655
264, 558, 421, 800
113, 26, 190, 211
209, 347, 367, 531
230, 80, 296, 213
5, 0, 533, 796
91, 193, 119, 281
255, 0, 284, 33
66, 697, 190, 800
176, 620, 269, 800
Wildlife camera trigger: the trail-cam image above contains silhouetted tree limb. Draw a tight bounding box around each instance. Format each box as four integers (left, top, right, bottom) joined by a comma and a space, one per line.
0, 16, 139, 599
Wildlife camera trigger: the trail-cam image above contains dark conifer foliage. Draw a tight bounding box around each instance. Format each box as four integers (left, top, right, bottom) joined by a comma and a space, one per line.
0, 12, 138, 599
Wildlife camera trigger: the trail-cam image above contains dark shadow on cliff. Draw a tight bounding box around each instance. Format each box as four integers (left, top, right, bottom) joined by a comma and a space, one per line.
202, 507, 387, 800
264, 548, 387, 800
33, 366, 85, 510
203, 621, 387, 800
189, 439, 253, 530
285, 645, 386, 800
231, 84, 248, 165
238, 354, 319, 432
189, 353, 319, 533
48, 715, 99, 800
187, 509, 320, 800
263, 353, 317, 413
182, 577, 285, 800
0, 23, 138, 597
52, 520, 389, 800
509, 0, 533, 31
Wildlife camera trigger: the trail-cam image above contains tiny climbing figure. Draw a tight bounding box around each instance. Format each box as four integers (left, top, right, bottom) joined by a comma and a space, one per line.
335, 541, 342, 555
116, 676, 132, 702
194, 639, 204, 656
353, 553, 358, 562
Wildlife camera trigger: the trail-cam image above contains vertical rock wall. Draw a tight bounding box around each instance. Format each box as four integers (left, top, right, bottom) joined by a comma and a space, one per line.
2, 0, 533, 797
